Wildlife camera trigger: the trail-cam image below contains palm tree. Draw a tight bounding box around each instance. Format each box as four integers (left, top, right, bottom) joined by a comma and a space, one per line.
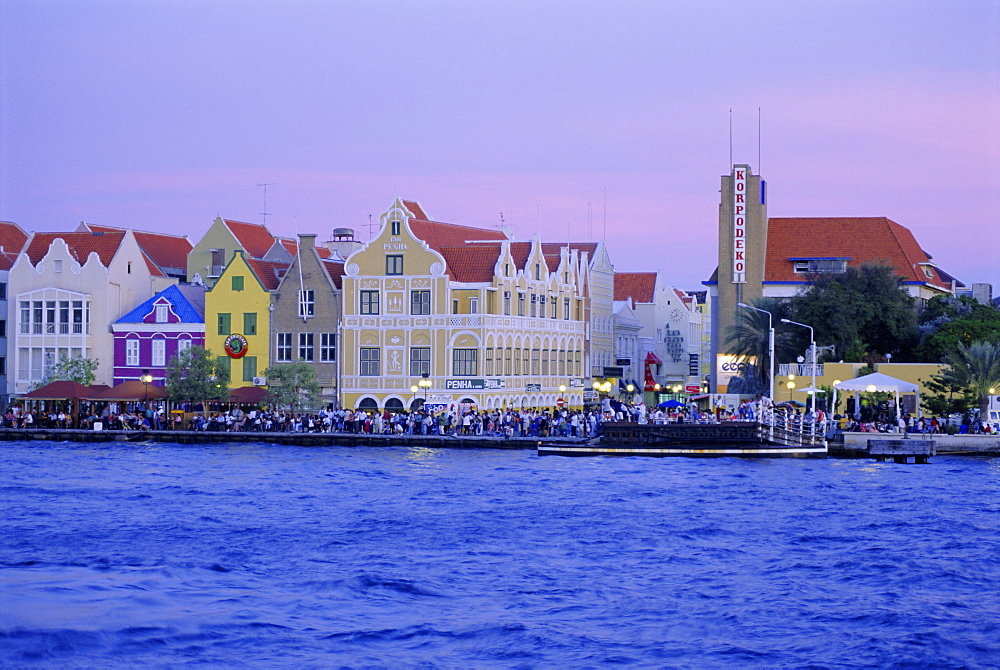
725, 297, 795, 395
942, 340, 1000, 420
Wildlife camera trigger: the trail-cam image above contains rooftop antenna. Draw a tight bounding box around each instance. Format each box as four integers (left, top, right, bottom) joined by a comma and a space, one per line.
588, 201, 592, 242
258, 183, 275, 227
364, 213, 378, 241
758, 106, 762, 174
602, 187, 607, 241
729, 108, 733, 167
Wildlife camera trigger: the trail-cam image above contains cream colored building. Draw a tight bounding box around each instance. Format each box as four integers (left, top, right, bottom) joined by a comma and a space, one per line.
339, 199, 591, 412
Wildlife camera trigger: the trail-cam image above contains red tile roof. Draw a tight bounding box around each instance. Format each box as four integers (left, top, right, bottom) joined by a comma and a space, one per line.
225, 219, 276, 259
322, 259, 346, 289
438, 245, 503, 282
245, 258, 290, 291
614, 272, 657, 303
403, 201, 507, 252
0, 221, 28, 257
25, 231, 126, 267
316, 247, 332, 259
764, 217, 951, 288
277, 238, 298, 257
83, 224, 192, 276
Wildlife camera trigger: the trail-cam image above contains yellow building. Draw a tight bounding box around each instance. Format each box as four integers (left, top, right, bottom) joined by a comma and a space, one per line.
340, 199, 590, 412
204, 250, 281, 389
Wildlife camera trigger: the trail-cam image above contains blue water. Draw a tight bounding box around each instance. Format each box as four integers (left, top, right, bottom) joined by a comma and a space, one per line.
2, 442, 999, 667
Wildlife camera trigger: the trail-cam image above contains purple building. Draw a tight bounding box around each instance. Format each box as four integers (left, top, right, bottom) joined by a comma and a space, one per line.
111, 284, 206, 386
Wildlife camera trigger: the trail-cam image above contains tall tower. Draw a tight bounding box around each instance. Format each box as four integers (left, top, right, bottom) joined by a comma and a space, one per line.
710, 164, 767, 392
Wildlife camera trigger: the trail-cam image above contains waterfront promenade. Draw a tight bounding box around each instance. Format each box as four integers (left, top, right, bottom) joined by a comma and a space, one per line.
3, 427, 999, 456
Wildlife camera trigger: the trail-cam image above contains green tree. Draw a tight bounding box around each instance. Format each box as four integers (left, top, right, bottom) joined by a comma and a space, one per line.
790, 262, 918, 361
725, 297, 795, 395
941, 340, 1000, 419
920, 369, 975, 418
165, 346, 231, 409
263, 362, 321, 416
30, 355, 100, 390
915, 295, 1000, 362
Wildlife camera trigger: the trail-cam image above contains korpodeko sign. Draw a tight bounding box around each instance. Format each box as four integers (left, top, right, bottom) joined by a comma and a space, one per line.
445, 379, 506, 390
732, 165, 747, 284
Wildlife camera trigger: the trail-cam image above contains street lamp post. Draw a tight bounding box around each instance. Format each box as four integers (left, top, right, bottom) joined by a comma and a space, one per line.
140, 369, 153, 402
737, 302, 775, 400
418, 373, 432, 403
781, 318, 816, 414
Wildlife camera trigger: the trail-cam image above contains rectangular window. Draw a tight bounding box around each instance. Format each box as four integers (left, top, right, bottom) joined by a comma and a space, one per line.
531, 349, 540, 375
0, 357, 5, 376
45, 301, 55, 334
391, 221, 400, 235
575, 351, 581, 376
243, 355, 257, 382
321, 333, 336, 362
559, 350, 566, 376
0, 320, 4, 337
155, 303, 168, 323
20, 301, 29, 334
0, 282, 6, 299
210, 249, 225, 276
218, 313, 231, 335
33, 301, 42, 334
298, 332, 314, 362
504, 348, 512, 376
126, 339, 139, 366
469, 297, 479, 314
410, 347, 431, 376
178, 338, 192, 355
484, 348, 493, 376
452, 349, 478, 376
72, 301, 85, 334
518, 293, 525, 316
539, 295, 546, 319
360, 290, 380, 315
152, 339, 165, 367
243, 313, 257, 336
522, 348, 529, 376
54, 259, 63, 273
564, 298, 570, 320
232, 275, 244, 291
541, 349, 549, 375
298, 290, 315, 317
276, 333, 292, 362
411, 290, 431, 315
58, 301, 69, 333
514, 348, 521, 375
360, 347, 380, 376
503, 291, 511, 315
530, 294, 537, 317
386, 255, 403, 275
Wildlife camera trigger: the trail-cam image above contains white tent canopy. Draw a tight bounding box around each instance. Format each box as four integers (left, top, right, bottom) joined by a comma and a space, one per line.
834, 372, 918, 393
834, 372, 920, 420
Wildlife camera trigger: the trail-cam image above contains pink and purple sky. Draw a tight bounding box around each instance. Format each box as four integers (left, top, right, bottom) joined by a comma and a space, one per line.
1, 1, 997, 291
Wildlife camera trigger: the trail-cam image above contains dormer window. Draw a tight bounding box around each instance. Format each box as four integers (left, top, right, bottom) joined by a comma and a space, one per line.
391, 220, 400, 235
792, 259, 848, 274
921, 266, 934, 279
155, 304, 168, 323
534, 264, 540, 280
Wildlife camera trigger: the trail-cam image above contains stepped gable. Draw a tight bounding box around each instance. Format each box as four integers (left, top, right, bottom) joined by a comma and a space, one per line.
25, 230, 126, 267
765, 217, 953, 289
541, 242, 598, 273
0, 222, 28, 271
321, 259, 346, 289
614, 272, 657, 303
245, 258, 290, 291
224, 219, 276, 259
81, 223, 192, 277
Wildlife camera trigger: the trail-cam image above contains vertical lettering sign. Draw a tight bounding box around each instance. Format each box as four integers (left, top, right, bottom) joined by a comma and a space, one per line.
732, 166, 746, 283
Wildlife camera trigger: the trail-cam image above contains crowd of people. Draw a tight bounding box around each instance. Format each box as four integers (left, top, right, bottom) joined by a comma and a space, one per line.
4, 397, 997, 436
